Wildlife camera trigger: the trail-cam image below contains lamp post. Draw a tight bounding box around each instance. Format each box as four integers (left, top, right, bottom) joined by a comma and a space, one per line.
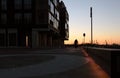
83, 33, 86, 44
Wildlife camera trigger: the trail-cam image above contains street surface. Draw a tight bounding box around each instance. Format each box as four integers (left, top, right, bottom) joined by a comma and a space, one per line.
0, 47, 110, 78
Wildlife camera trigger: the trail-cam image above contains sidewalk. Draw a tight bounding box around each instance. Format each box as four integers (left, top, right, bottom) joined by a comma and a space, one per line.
0, 47, 110, 78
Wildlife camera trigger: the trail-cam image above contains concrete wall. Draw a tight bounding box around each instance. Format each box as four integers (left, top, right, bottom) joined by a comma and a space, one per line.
84, 47, 111, 62
84, 47, 111, 75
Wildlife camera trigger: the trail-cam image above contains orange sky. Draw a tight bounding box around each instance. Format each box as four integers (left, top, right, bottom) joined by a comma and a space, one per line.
63, 0, 120, 45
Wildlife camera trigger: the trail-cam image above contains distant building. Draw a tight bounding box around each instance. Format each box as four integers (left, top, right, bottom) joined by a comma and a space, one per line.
0, 0, 69, 48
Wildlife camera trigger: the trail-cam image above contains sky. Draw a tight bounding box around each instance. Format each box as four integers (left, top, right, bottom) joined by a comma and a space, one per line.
63, 0, 120, 45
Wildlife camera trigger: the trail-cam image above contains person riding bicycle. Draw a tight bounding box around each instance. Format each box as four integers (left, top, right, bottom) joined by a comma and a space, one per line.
74, 39, 78, 48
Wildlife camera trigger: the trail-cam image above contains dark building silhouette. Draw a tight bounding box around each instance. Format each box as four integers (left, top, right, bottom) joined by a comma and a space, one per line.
0, 0, 69, 48
59, 1, 69, 43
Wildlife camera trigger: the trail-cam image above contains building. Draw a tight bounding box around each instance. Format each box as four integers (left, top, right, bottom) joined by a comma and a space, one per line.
0, 0, 69, 48
59, 1, 69, 41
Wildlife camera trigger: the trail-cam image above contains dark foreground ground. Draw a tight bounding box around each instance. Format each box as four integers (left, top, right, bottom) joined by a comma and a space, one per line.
0, 47, 110, 78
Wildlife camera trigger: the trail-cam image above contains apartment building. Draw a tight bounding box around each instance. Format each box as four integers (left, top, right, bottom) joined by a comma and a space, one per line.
0, 0, 69, 48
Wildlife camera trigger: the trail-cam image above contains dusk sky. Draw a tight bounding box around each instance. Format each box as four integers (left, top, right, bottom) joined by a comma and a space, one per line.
63, 0, 120, 44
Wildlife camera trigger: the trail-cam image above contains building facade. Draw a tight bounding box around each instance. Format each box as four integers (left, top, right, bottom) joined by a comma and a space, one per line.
0, 0, 69, 48
59, 1, 69, 40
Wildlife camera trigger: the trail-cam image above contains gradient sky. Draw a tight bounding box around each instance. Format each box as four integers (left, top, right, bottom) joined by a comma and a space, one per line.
63, 0, 120, 45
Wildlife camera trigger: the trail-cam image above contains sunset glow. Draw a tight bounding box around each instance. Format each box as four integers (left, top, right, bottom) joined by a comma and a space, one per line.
63, 0, 120, 45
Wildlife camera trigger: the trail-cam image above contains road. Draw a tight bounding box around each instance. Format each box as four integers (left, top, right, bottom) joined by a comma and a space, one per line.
0, 47, 110, 78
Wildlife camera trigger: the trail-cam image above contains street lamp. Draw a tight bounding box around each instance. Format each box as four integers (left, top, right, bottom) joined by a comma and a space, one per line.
83, 33, 86, 44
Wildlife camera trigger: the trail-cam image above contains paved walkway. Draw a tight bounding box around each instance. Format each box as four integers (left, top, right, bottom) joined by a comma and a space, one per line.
0, 48, 110, 78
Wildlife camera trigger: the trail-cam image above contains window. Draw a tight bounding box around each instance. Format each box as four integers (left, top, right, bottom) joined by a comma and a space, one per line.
1, 13, 7, 24
8, 33, 17, 46
24, 13, 32, 24
0, 29, 6, 47
56, 20, 59, 29
48, 0, 51, 6
15, 13, 22, 24
0, 33, 5, 46
24, 0, 32, 9
1, 0, 7, 10
8, 29, 17, 47
50, 3, 54, 14
49, 0, 55, 14
49, 13, 53, 25
65, 24, 69, 38
48, 0, 51, 10
54, 19, 58, 29
55, 9, 59, 20
54, 0, 57, 6
65, 31, 69, 38
49, 13, 54, 25
38, 12, 46, 23
49, 13, 58, 29
65, 23, 67, 29
49, 13, 52, 22
14, 0, 22, 10
26, 35, 29, 47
